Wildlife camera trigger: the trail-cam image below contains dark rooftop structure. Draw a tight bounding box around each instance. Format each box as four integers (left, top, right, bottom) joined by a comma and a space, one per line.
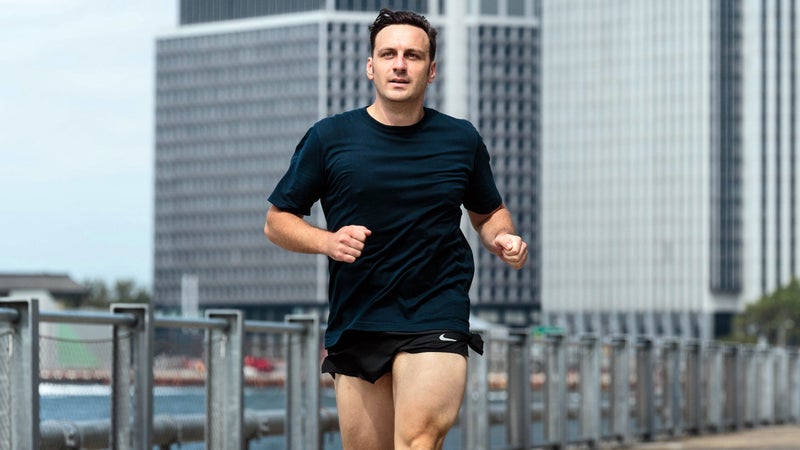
0, 273, 90, 303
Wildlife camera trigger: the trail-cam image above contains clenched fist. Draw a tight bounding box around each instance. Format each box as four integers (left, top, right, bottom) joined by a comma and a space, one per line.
492, 233, 528, 270
327, 225, 372, 263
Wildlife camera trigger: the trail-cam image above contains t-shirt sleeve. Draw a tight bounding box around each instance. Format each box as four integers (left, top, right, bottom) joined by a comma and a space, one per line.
463, 138, 503, 214
267, 126, 325, 216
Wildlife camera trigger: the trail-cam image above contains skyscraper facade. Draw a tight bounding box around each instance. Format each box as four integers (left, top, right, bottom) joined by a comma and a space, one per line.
540, 0, 799, 339
153, 0, 540, 323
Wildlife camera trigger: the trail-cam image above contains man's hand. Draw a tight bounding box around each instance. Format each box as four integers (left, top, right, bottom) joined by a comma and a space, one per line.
492, 233, 528, 270
327, 225, 372, 263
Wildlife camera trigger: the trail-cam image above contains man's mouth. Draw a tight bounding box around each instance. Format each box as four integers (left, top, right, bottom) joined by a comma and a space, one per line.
390, 79, 409, 85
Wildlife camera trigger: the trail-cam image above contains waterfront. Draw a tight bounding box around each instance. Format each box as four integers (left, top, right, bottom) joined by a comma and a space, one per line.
4, 302, 794, 450
41, 383, 330, 450
39, 383, 508, 450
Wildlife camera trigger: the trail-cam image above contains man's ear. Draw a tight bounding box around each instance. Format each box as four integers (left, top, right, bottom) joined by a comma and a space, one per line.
428, 61, 437, 83
366, 58, 375, 80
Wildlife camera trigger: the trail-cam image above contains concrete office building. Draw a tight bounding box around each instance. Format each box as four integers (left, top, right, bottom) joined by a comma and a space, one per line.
153, 0, 540, 324
541, 0, 799, 339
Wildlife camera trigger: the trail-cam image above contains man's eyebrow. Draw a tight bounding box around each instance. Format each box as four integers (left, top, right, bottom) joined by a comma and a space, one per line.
375, 45, 428, 54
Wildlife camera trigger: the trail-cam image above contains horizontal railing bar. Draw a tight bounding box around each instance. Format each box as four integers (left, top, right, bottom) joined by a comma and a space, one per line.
0, 307, 20, 323
34, 311, 311, 334
491, 334, 524, 344
244, 320, 306, 334
155, 316, 228, 331
40, 409, 340, 450
39, 310, 137, 326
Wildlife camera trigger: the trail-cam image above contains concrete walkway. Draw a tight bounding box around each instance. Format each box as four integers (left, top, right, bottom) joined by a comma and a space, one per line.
633, 425, 800, 449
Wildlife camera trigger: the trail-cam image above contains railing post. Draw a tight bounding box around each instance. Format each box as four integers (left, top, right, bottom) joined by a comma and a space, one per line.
705, 342, 723, 431
544, 333, 566, 448
610, 336, 630, 445
790, 349, 800, 422
205, 309, 244, 450
742, 346, 758, 426
723, 345, 741, 431
110, 304, 154, 450
507, 329, 532, 449
579, 335, 601, 449
463, 324, 489, 450
286, 314, 321, 450
774, 348, 788, 423
683, 340, 702, 433
635, 336, 655, 441
758, 345, 774, 425
0, 299, 39, 450
662, 339, 682, 436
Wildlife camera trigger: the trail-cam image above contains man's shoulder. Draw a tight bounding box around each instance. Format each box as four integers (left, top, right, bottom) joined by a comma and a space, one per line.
425, 108, 477, 132
315, 108, 365, 128
423, 107, 480, 138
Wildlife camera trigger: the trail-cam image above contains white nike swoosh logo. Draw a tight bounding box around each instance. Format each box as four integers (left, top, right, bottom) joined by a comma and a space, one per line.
439, 333, 457, 342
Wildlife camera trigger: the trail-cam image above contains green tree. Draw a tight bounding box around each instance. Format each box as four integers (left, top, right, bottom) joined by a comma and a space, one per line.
728, 278, 800, 346
113, 279, 151, 304
84, 278, 111, 308
83, 278, 151, 308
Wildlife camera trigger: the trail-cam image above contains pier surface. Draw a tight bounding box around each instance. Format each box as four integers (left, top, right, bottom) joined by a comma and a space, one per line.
634, 425, 800, 449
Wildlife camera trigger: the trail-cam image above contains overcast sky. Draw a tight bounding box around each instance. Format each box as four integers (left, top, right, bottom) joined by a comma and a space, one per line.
0, 0, 177, 287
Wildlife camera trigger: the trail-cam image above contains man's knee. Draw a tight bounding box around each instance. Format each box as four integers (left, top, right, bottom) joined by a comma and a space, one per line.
395, 415, 455, 450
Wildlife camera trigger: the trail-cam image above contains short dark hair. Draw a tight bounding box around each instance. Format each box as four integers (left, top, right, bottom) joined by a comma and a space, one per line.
369, 8, 438, 61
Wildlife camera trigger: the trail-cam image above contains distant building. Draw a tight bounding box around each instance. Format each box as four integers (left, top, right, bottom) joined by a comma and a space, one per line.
153, 0, 540, 324
540, 0, 799, 339
0, 273, 89, 310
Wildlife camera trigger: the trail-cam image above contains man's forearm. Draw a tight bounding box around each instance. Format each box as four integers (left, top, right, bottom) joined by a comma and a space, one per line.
469, 205, 528, 269
264, 206, 329, 255
265, 205, 372, 263
470, 205, 516, 254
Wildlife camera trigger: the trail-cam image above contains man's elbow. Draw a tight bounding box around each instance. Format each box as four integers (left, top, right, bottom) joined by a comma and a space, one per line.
263, 207, 278, 243
263, 220, 272, 240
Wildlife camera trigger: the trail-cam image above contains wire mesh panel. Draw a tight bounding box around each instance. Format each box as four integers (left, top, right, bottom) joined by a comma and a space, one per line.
38, 322, 115, 422
152, 327, 207, 449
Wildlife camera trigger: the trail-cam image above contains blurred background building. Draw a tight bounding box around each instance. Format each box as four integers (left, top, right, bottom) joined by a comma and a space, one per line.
0, 273, 88, 310
153, 0, 800, 340
541, 0, 799, 340
153, 0, 540, 325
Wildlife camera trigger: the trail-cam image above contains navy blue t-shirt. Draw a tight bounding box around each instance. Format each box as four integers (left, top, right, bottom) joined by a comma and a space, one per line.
268, 107, 502, 348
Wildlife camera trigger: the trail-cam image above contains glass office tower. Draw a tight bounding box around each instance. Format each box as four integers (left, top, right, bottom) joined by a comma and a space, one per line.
541, 0, 799, 339
153, 0, 540, 323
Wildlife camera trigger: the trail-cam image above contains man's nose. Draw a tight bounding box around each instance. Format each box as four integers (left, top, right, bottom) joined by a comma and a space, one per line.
392, 56, 407, 70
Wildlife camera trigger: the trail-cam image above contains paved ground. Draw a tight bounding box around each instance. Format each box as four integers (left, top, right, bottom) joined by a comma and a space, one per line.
633, 425, 800, 449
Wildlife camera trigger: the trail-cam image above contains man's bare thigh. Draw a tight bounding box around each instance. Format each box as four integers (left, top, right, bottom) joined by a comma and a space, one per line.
392, 352, 468, 449
334, 373, 394, 450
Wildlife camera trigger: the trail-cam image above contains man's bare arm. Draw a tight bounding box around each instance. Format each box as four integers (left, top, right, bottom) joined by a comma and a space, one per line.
264, 205, 371, 263
467, 205, 528, 270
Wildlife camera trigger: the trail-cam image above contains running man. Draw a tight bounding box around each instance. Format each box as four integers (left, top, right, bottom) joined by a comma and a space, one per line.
265, 8, 528, 449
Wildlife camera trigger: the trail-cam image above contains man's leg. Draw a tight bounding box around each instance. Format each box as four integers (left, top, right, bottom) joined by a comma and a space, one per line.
333, 373, 395, 450
392, 352, 468, 450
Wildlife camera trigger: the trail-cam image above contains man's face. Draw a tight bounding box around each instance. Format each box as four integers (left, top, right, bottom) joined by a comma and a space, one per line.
367, 24, 436, 106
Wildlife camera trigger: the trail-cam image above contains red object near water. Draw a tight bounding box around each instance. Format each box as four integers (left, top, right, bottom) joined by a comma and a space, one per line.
244, 355, 274, 372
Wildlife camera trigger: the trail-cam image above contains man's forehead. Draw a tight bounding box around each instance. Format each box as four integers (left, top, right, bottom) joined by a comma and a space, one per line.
374, 24, 430, 51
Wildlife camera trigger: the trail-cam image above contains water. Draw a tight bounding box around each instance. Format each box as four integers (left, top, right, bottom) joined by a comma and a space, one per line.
39, 383, 509, 449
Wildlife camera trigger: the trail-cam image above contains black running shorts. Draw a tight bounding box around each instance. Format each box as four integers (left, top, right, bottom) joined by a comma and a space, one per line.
321, 330, 484, 383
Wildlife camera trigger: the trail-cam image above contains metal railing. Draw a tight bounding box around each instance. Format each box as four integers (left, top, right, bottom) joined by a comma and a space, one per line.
1, 298, 800, 450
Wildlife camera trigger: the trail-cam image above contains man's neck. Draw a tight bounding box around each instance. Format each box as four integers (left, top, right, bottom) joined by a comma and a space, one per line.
367, 101, 425, 126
